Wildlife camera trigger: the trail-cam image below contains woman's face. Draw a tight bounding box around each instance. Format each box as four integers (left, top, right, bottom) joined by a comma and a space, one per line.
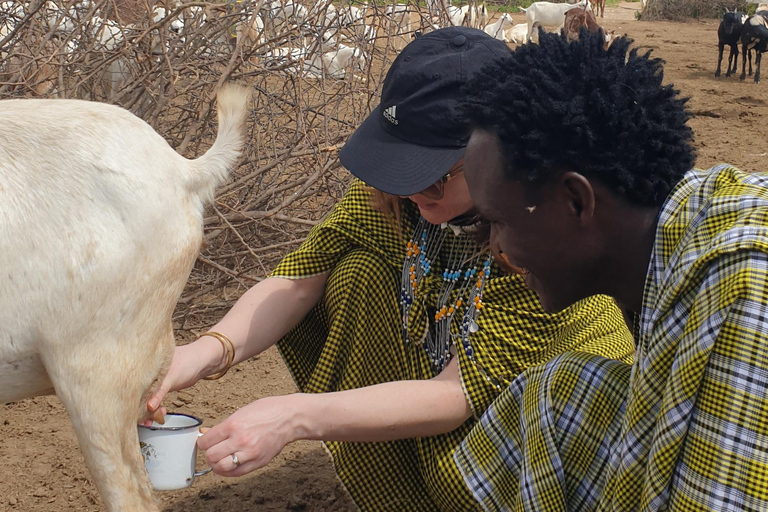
404, 160, 475, 224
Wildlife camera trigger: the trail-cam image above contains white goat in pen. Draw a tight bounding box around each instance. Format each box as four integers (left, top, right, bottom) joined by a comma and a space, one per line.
448, 3, 488, 29
384, 3, 413, 49
0, 85, 249, 512
519, 0, 587, 42
484, 13, 515, 41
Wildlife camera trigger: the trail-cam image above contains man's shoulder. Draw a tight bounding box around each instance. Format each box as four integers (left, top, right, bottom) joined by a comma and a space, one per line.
659, 164, 768, 248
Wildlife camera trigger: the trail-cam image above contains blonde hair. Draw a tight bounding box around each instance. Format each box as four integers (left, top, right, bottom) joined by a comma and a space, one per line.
365, 185, 521, 274
366, 185, 402, 224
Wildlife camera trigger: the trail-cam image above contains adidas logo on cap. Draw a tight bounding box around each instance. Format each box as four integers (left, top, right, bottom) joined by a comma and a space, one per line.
383, 105, 398, 125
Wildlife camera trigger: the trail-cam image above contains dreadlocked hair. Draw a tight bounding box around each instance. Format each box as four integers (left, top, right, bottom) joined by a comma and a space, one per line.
460, 30, 696, 207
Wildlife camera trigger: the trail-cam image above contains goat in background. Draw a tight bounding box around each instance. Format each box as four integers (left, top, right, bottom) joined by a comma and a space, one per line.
740, 4, 768, 83
716, 9, 748, 78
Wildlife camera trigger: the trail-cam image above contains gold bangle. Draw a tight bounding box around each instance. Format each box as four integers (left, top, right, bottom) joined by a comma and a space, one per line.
200, 331, 236, 380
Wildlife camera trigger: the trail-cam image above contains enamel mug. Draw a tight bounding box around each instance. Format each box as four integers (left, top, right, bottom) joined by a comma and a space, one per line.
137, 413, 211, 491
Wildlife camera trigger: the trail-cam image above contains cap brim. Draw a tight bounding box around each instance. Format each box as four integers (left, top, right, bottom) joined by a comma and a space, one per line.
339, 106, 465, 196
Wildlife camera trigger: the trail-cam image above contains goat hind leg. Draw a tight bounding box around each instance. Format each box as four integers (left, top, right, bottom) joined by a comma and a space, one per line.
41, 330, 174, 512
716, 43, 724, 77
740, 43, 749, 81
728, 46, 739, 77
755, 51, 762, 83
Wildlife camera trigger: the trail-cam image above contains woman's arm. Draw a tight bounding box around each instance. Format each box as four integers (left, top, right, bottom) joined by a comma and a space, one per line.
147, 274, 327, 412
298, 354, 472, 442
195, 273, 328, 373
198, 356, 473, 476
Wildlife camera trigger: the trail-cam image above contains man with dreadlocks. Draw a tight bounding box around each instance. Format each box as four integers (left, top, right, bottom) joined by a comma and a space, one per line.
143, 28, 634, 511
455, 30, 768, 511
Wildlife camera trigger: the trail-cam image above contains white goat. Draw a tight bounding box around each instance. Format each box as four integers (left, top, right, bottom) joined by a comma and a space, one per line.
0, 85, 249, 512
384, 3, 413, 49
262, 0, 308, 34
507, 22, 528, 44
306, 44, 367, 79
484, 13, 514, 41
237, 12, 265, 50
448, 3, 487, 28
519, 0, 586, 42
339, 4, 366, 27
265, 43, 366, 80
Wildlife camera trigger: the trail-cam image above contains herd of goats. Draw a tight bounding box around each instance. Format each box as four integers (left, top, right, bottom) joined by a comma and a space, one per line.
0, 0, 625, 107
716, 3, 768, 83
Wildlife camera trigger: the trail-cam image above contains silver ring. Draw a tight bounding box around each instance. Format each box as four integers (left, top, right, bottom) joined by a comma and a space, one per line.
231, 454, 240, 466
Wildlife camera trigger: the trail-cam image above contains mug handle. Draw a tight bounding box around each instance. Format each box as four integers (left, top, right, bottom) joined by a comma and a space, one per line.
195, 467, 213, 477
195, 431, 213, 477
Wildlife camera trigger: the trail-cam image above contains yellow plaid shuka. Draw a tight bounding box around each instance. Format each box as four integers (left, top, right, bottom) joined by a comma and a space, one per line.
270, 180, 633, 511
455, 164, 768, 511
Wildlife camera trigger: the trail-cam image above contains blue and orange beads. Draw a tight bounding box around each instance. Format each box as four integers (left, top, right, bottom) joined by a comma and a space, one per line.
460, 257, 492, 360
401, 222, 439, 344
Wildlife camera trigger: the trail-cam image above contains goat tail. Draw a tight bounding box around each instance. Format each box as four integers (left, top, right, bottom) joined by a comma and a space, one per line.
185, 84, 250, 202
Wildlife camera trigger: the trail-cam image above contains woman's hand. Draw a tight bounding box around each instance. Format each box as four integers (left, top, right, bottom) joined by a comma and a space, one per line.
142, 341, 222, 426
197, 394, 301, 477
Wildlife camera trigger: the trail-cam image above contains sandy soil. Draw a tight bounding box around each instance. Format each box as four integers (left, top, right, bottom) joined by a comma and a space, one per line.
2, 3, 768, 511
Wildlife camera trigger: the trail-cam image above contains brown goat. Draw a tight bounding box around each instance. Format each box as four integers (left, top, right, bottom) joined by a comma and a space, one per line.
564, 7, 614, 49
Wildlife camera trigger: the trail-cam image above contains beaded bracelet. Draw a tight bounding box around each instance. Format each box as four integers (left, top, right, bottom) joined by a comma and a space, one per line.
200, 331, 236, 380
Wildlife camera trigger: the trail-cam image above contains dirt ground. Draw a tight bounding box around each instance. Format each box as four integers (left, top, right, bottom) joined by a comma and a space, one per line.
2, 3, 768, 511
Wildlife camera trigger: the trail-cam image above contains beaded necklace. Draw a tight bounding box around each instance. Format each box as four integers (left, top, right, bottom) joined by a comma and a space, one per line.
400, 217, 493, 374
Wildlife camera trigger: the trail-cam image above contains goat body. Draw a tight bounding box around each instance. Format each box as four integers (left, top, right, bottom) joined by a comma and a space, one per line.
448, 3, 488, 29
237, 12, 266, 50
564, 6, 599, 40
740, 10, 768, 83
0, 86, 249, 512
508, 22, 529, 44
307, 44, 367, 79
384, 3, 413, 50
519, 1, 586, 42
484, 13, 514, 41
716, 10, 748, 78
563, 6, 613, 49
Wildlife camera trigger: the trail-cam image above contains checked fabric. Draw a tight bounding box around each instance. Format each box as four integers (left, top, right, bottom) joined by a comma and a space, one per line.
455, 164, 768, 512
270, 180, 634, 511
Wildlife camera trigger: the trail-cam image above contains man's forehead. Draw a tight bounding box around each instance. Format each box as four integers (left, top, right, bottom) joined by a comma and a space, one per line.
465, 130, 509, 211
470, 173, 509, 218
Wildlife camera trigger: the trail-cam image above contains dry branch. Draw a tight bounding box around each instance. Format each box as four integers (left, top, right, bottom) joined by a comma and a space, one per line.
1, 0, 431, 325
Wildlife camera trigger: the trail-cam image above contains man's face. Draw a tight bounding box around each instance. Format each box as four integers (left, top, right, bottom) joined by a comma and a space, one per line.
464, 129, 598, 313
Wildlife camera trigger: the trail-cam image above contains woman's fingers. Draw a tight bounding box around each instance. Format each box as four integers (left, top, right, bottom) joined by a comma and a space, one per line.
150, 406, 167, 424
197, 422, 231, 451
147, 388, 168, 412
214, 455, 266, 478
139, 406, 167, 427
200, 432, 263, 476
197, 397, 296, 477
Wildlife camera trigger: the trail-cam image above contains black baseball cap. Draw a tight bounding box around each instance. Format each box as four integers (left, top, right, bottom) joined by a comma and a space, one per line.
339, 26, 510, 196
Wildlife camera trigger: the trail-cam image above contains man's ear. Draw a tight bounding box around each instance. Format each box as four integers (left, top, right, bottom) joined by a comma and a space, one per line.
559, 172, 595, 221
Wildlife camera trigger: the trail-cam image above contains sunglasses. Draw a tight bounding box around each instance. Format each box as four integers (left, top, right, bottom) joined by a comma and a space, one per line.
418, 163, 465, 201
